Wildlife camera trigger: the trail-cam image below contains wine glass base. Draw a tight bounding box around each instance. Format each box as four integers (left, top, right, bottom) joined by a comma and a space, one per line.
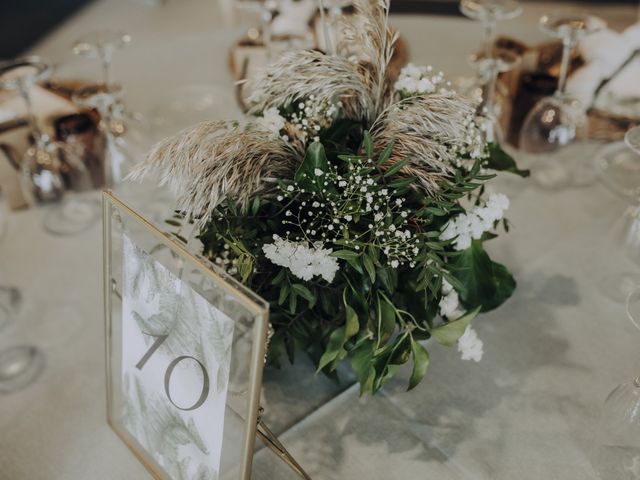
0, 286, 22, 332
598, 273, 640, 303
43, 197, 101, 236
531, 159, 571, 191
595, 141, 640, 200
0, 346, 45, 393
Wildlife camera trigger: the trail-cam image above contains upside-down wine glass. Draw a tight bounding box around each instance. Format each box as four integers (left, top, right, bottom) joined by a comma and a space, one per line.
72, 30, 131, 89
519, 12, 605, 189
0, 57, 100, 236
457, 0, 522, 105
592, 286, 640, 479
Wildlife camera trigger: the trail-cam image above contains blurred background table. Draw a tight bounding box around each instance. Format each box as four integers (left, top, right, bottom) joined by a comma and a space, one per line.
0, 1, 639, 479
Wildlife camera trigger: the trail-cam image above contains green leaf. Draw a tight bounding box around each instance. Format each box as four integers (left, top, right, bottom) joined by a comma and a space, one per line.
376, 293, 396, 346
431, 307, 480, 346
331, 249, 360, 260
291, 284, 314, 303
408, 339, 429, 390
288, 290, 297, 313
346, 257, 364, 274
294, 142, 334, 194
387, 177, 415, 190
270, 269, 286, 285
342, 288, 360, 345
350, 340, 375, 395
376, 267, 395, 293
344, 299, 360, 341
317, 326, 346, 372
451, 240, 517, 312
383, 158, 409, 177
486, 143, 530, 177
362, 255, 376, 284
316, 292, 360, 373
278, 283, 290, 305
363, 130, 374, 157
251, 196, 261, 215
376, 140, 395, 166
237, 256, 253, 283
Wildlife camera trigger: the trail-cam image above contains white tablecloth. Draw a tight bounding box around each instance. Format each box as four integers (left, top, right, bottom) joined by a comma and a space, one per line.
1, 1, 638, 479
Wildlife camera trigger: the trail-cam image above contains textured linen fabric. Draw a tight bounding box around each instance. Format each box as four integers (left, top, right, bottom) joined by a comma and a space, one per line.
0, 1, 638, 479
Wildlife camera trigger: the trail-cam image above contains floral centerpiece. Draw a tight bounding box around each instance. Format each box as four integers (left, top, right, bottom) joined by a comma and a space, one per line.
131, 0, 527, 395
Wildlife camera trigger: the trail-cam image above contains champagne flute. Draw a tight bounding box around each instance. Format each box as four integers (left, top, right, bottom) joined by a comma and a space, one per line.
457, 0, 522, 106
72, 30, 148, 143
72, 30, 131, 89
459, 0, 522, 63
519, 12, 605, 189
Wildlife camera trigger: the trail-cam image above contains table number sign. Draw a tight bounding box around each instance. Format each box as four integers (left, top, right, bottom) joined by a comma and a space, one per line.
103, 192, 270, 480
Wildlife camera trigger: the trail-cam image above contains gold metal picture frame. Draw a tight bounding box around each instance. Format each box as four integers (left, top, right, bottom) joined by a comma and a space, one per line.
103, 191, 269, 480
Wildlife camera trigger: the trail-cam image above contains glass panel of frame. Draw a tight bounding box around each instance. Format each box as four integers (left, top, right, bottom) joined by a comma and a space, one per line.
103, 191, 269, 480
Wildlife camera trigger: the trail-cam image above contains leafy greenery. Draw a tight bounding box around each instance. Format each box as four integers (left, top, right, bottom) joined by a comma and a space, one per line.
195, 126, 521, 395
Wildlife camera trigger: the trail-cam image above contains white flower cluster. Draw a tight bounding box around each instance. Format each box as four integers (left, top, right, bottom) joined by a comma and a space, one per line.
394, 63, 453, 97
213, 243, 239, 276
287, 96, 340, 143
452, 113, 487, 162
457, 326, 484, 362
438, 280, 482, 361
258, 96, 341, 145
262, 234, 339, 283
280, 158, 420, 269
439, 278, 463, 319
257, 107, 286, 137
439, 193, 510, 251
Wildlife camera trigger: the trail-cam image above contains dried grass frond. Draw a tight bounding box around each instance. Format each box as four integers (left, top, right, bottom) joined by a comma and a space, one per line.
371, 94, 477, 192
339, 0, 398, 116
248, 50, 374, 122
128, 121, 299, 226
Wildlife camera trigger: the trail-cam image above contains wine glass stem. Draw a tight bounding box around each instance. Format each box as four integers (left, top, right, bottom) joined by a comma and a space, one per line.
556, 39, 573, 96
260, 6, 274, 61
94, 103, 119, 186
18, 82, 46, 149
318, 0, 334, 56
483, 18, 496, 61
482, 60, 498, 128
99, 48, 112, 88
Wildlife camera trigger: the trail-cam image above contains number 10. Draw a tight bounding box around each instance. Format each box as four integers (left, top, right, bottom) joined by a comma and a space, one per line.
136, 332, 210, 411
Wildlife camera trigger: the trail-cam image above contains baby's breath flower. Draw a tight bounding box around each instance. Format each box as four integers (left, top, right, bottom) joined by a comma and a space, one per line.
262, 235, 339, 283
